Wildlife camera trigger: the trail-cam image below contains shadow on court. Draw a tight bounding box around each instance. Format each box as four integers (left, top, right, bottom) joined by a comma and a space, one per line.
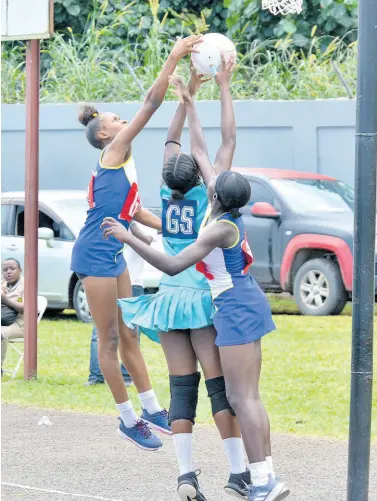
1, 404, 376, 501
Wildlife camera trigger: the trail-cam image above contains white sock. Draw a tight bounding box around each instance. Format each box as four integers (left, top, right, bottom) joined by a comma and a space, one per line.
139, 389, 162, 415
266, 456, 275, 479
173, 433, 193, 475
223, 437, 246, 474
249, 461, 269, 487
116, 400, 138, 428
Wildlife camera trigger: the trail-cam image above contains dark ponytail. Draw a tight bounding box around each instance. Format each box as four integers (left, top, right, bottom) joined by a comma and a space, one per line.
229, 207, 242, 218
163, 153, 199, 201
215, 171, 251, 218
171, 190, 185, 200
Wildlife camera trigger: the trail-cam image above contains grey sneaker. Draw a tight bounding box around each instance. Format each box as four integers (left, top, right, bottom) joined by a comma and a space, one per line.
177, 470, 207, 501
224, 469, 251, 498
84, 380, 105, 387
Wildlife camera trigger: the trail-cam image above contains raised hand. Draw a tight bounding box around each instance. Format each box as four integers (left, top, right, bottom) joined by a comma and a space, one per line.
188, 64, 211, 94
171, 35, 204, 61
215, 53, 237, 87
101, 218, 131, 243
169, 74, 192, 103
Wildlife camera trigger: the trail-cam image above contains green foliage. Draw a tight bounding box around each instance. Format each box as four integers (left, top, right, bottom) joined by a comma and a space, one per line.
53, 0, 359, 51
54, 0, 93, 34
160, 0, 228, 33
1, 45, 26, 104
1, 1, 358, 104
225, 0, 358, 49
53, 0, 227, 40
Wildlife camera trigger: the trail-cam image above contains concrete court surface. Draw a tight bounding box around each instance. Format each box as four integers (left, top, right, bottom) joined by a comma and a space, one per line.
1, 404, 376, 501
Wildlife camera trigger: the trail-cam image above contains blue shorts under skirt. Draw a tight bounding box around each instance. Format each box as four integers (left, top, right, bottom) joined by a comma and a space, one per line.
117, 284, 215, 344
213, 276, 275, 347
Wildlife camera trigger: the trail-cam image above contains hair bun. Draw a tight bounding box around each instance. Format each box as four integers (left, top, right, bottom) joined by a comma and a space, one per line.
229, 207, 241, 218
78, 104, 99, 126
171, 190, 185, 200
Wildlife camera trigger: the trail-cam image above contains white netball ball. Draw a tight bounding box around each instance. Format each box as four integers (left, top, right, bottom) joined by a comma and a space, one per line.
191, 33, 237, 78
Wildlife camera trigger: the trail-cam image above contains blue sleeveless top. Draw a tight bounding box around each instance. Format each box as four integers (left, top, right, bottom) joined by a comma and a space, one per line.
71, 153, 141, 277
160, 183, 209, 290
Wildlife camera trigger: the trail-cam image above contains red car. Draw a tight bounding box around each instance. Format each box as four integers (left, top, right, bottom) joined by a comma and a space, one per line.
234, 167, 362, 315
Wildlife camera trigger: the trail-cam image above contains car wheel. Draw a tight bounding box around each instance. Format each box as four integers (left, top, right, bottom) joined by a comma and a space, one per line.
73, 280, 92, 323
293, 258, 348, 316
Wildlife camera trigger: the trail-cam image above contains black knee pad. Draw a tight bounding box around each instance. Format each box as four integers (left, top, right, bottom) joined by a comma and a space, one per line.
205, 376, 235, 416
169, 371, 201, 425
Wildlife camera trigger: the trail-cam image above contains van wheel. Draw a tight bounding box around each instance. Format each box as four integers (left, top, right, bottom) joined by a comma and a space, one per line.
293, 258, 348, 316
73, 280, 92, 323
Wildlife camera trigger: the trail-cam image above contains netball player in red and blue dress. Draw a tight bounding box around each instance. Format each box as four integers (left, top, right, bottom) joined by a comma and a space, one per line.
102, 76, 290, 501
71, 35, 204, 451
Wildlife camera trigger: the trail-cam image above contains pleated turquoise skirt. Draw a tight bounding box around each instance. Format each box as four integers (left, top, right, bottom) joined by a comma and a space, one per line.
117, 284, 215, 344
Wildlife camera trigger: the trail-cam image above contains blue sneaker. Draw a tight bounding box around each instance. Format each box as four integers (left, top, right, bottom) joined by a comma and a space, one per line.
117, 418, 162, 451
270, 476, 290, 500
247, 476, 289, 501
140, 408, 172, 435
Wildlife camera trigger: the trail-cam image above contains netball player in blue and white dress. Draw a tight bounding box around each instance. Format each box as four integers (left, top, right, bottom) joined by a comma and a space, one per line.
117, 61, 251, 500
70, 36, 203, 451
102, 76, 290, 501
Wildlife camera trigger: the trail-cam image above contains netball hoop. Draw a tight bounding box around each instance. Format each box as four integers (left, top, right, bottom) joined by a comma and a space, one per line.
262, 0, 303, 15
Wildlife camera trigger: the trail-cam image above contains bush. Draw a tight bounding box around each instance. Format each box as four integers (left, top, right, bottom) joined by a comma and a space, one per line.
225, 0, 358, 50
1, 0, 357, 104
54, 0, 93, 34
161, 0, 228, 33
54, 0, 227, 40
1, 33, 357, 103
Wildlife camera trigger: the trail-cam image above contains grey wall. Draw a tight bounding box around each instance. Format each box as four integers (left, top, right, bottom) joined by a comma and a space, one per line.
1, 99, 356, 206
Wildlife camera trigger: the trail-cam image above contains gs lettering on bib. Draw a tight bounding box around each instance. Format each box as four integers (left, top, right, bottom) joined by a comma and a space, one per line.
162, 199, 198, 240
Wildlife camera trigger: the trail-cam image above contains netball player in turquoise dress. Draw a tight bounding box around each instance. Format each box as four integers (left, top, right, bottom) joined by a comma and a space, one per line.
103, 76, 289, 501
70, 36, 203, 451
118, 61, 252, 500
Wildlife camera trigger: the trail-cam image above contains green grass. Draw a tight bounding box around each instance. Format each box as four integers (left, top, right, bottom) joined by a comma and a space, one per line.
2, 298, 376, 440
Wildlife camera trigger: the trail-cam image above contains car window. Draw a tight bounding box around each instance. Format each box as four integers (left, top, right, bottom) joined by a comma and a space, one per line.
249, 181, 277, 207
1, 204, 11, 235
15, 205, 74, 241
271, 179, 354, 213
15, 206, 25, 236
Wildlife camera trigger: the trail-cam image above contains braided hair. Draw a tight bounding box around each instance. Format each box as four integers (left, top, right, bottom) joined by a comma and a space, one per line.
215, 171, 251, 218
163, 153, 200, 200
78, 105, 103, 150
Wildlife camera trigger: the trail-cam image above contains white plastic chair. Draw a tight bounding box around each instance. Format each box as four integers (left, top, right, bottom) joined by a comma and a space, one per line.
5, 296, 48, 379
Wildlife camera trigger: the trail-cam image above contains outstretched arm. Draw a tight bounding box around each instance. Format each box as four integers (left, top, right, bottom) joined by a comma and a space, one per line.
169, 76, 214, 186
103, 35, 203, 167
130, 222, 153, 245
101, 217, 235, 276
185, 98, 215, 186
213, 55, 237, 173
163, 68, 209, 166
133, 207, 162, 231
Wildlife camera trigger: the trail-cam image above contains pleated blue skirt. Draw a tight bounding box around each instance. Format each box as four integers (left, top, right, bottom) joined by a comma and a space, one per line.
117, 284, 215, 344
